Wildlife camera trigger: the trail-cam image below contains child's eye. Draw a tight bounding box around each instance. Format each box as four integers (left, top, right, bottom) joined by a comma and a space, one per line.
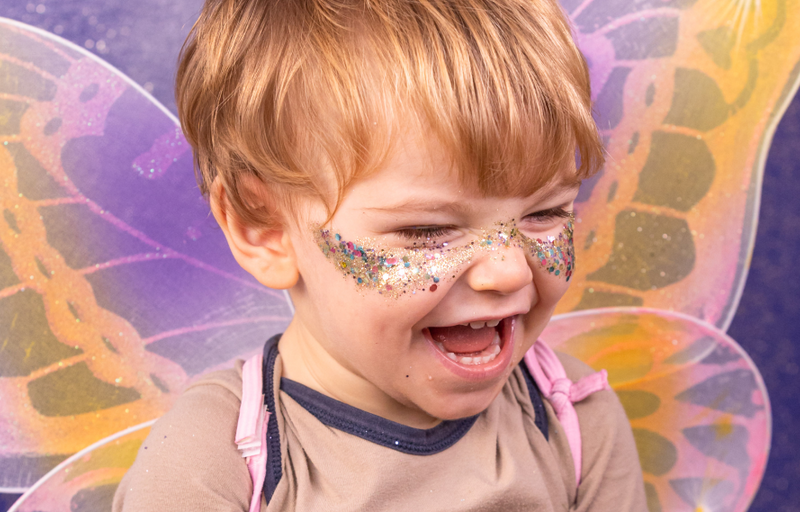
523, 207, 573, 224
395, 225, 454, 241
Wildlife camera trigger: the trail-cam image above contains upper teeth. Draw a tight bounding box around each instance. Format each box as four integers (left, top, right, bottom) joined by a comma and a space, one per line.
466, 319, 501, 329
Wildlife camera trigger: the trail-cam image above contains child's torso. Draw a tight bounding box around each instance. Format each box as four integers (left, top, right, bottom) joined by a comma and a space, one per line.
262, 337, 578, 512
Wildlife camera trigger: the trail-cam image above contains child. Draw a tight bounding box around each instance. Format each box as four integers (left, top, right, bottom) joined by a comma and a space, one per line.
114, 0, 646, 510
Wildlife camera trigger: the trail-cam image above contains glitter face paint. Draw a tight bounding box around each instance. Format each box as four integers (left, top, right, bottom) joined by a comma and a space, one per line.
315, 216, 574, 298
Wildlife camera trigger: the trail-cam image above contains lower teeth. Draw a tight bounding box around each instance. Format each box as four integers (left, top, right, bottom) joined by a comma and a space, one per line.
436, 332, 501, 365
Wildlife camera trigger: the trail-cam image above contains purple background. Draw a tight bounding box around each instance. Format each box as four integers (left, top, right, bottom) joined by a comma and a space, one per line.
0, 1, 797, 510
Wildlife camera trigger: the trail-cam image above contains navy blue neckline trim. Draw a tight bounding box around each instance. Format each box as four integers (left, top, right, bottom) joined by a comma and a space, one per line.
520, 361, 549, 440
262, 334, 282, 503
280, 378, 478, 455
260, 333, 548, 503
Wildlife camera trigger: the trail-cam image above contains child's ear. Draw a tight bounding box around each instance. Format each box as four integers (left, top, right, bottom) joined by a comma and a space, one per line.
209, 177, 299, 290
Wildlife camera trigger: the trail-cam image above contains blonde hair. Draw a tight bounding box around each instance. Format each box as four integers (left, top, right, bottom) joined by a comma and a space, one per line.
177, 0, 604, 228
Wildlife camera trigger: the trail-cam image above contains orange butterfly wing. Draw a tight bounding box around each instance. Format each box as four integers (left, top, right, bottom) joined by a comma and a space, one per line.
560, 0, 800, 330
544, 308, 770, 511
0, 18, 292, 489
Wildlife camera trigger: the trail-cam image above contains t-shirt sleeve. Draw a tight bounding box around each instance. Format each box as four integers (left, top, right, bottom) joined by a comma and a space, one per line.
112, 365, 254, 512
558, 352, 648, 512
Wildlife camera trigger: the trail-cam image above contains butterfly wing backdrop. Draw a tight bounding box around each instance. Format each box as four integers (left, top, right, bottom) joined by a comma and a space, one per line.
0, 17, 293, 494
546, 0, 797, 509
559, 0, 798, 329
1, 0, 798, 510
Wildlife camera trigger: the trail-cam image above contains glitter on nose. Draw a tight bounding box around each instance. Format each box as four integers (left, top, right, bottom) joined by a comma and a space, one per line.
315, 215, 574, 297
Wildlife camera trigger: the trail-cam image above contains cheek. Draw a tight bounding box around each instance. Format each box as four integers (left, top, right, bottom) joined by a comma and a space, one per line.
314, 229, 471, 299
308, 218, 575, 309
524, 226, 574, 282
525, 225, 574, 304
299, 241, 442, 336
532, 270, 572, 305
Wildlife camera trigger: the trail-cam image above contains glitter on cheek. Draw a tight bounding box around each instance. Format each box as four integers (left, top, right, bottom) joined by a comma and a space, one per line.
313, 215, 575, 297
313, 229, 475, 298
521, 219, 575, 281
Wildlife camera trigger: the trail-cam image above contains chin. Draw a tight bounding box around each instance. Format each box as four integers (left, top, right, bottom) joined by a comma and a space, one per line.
421, 380, 509, 421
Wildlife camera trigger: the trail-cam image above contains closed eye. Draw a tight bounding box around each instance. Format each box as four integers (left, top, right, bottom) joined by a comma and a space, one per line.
395, 225, 455, 241
523, 206, 573, 223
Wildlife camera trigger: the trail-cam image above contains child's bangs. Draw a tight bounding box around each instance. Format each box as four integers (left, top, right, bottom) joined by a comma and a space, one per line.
178, 0, 604, 228
297, 0, 605, 202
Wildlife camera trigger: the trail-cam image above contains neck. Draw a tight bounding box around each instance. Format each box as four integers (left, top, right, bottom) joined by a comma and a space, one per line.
278, 319, 442, 429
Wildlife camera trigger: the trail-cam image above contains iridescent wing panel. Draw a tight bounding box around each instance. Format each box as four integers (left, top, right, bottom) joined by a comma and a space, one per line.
559, 0, 800, 330
0, 19, 292, 490
544, 308, 770, 511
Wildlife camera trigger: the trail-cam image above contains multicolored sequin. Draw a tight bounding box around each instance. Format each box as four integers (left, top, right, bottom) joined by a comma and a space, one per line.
315, 217, 574, 297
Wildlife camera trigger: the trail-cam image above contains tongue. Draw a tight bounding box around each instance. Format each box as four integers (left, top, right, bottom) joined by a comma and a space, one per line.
429, 325, 496, 354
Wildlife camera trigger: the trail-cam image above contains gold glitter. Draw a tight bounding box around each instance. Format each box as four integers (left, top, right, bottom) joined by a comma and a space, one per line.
315, 216, 575, 298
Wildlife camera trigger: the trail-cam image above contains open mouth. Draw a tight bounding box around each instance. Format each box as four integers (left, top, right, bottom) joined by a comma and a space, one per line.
425, 317, 513, 368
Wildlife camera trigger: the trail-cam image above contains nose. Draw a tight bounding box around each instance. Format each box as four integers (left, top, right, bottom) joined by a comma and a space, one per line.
463, 245, 533, 295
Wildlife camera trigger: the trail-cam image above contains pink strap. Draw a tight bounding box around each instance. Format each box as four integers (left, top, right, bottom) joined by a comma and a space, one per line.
235, 354, 270, 512
523, 340, 609, 487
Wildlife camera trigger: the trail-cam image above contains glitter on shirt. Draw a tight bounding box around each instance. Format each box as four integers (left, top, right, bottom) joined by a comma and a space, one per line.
315, 217, 574, 298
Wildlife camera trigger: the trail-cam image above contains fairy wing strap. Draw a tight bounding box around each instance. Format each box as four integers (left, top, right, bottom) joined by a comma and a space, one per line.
235, 354, 270, 512
523, 340, 610, 486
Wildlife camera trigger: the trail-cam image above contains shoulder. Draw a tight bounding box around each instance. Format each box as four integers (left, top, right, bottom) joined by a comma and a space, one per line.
113, 362, 253, 512
185, 362, 246, 399
555, 350, 598, 381
553, 351, 647, 511
555, 351, 625, 422
553, 350, 629, 446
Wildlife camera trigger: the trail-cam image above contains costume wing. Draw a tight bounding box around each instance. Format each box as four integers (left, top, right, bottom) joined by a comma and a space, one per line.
558, 0, 800, 330
8, 422, 153, 512
0, 18, 293, 490
2, 0, 796, 508
543, 308, 770, 511
8, 310, 770, 511
553, 4, 797, 507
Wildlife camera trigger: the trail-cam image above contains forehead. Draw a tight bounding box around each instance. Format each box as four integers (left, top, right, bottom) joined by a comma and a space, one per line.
340, 125, 581, 210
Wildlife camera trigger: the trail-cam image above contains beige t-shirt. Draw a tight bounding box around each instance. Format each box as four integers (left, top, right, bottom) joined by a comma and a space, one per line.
113, 345, 645, 511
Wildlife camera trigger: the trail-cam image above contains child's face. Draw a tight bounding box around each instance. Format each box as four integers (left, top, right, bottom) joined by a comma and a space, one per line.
283, 129, 579, 426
